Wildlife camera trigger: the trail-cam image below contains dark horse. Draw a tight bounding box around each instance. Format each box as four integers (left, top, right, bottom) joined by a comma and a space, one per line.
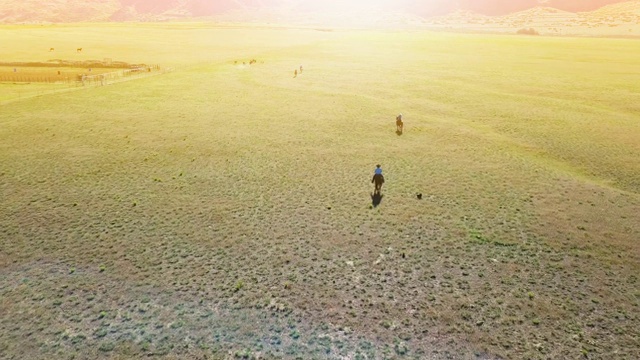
396, 115, 404, 134
372, 174, 385, 194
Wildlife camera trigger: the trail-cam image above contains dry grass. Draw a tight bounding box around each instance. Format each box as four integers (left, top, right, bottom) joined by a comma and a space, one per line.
0, 24, 639, 359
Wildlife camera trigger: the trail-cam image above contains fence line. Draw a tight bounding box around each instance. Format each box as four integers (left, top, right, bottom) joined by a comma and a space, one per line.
0, 65, 174, 106
0, 65, 164, 85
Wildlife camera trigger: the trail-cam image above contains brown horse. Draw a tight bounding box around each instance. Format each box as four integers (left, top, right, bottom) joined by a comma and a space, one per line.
396, 115, 403, 133
77, 48, 82, 53
372, 174, 384, 194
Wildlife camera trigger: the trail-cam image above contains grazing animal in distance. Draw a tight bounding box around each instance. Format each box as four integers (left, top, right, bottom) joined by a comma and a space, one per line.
49, 48, 55, 52
77, 48, 82, 53
396, 114, 404, 133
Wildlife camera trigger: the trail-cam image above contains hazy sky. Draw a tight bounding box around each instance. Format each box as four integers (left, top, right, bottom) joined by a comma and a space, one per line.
0, 0, 630, 23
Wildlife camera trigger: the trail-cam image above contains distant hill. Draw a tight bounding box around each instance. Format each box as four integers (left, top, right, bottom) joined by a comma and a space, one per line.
438, 0, 630, 16
587, 0, 640, 16
426, 1, 640, 37
0, 0, 634, 23
0, 0, 120, 23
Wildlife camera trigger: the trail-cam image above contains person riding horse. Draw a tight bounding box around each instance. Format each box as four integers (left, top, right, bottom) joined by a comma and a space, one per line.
372, 165, 385, 194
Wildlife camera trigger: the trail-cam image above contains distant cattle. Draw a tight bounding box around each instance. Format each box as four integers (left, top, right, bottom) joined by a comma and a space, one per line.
49, 48, 55, 52
77, 48, 83, 53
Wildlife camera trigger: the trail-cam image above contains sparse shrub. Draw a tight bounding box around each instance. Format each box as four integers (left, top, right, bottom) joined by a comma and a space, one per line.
98, 342, 115, 352
517, 28, 540, 35
395, 341, 409, 355
71, 334, 86, 344
234, 349, 253, 359
234, 280, 244, 292
170, 320, 184, 329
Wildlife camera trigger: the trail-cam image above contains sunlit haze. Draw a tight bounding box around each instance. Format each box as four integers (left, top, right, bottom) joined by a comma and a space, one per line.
293, 0, 409, 13
1, 0, 639, 359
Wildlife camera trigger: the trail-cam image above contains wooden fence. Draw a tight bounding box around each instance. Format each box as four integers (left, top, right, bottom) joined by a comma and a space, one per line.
0, 65, 163, 86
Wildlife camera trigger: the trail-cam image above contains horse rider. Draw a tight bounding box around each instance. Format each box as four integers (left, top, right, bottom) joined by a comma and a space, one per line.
372, 165, 385, 193
374, 164, 382, 176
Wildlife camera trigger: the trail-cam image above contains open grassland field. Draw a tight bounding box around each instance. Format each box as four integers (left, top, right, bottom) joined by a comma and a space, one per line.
1, 24, 639, 360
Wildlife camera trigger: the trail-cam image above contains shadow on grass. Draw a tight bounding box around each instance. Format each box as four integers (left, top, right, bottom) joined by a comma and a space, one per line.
371, 192, 383, 208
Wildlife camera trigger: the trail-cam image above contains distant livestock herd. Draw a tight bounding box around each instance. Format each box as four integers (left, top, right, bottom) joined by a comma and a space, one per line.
47, 48, 82, 52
